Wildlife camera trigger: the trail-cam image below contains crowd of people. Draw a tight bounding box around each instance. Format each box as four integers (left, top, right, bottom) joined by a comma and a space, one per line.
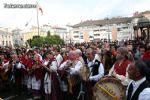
0, 38, 150, 100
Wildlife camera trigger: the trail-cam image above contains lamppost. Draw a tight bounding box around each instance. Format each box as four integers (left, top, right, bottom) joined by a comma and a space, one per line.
106, 17, 110, 42
130, 22, 134, 40
66, 24, 72, 44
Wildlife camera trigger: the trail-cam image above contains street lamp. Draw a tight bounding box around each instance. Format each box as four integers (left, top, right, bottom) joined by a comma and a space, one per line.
106, 17, 110, 42
66, 24, 72, 44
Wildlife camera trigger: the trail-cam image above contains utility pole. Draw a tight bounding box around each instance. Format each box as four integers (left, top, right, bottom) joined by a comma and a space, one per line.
36, 1, 40, 36
66, 24, 72, 44
106, 17, 110, 42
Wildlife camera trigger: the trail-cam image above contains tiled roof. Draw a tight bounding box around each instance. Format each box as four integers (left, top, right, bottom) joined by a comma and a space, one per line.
72, 17, 133, 28
52, 27, 66, 30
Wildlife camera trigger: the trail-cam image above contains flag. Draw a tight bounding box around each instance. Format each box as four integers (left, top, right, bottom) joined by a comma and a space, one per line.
38, 5, 43, 15
25, 22, 29, 27
25, 17, 33, 27
37, 3, 43, 15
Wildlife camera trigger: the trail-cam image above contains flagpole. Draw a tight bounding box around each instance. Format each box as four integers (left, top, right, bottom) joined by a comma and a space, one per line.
36, 1, 40, 36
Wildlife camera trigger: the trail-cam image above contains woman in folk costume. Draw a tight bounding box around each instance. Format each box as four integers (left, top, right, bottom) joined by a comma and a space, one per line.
0, 52, 10, 91
23, 53, 34, 94
31, 53, 43, 99
10, 51, 25, 95
108, 47, 132, 85
0, 52, 10, 80
17, 51, 28, 90
43, 50, 60, 100
57, 49, 69, 100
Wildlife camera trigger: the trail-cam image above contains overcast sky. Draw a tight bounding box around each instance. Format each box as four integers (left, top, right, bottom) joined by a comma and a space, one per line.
0, 0, 149, 29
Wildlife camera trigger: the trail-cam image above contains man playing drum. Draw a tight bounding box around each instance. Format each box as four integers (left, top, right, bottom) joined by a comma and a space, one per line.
108, 47, 132, 86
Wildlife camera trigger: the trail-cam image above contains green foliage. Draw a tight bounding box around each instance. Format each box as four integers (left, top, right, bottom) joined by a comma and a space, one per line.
47, 31, 51, 36
31, 36, 44, 47
27, 35, 64, 47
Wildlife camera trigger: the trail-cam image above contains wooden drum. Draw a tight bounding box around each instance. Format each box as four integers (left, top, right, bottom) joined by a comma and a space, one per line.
93, 76, 126, 100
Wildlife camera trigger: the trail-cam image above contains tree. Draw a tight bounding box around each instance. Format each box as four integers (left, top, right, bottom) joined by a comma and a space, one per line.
27, 35, 64, 47
31, 36, 44, 47
47, 31, 51, 36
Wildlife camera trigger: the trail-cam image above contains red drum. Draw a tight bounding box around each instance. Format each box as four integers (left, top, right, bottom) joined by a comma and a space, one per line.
93, 76, 126, 100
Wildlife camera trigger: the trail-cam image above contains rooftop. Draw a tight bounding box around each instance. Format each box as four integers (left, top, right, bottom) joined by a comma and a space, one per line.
72, 11, 150, 28
72, 17, 133, 28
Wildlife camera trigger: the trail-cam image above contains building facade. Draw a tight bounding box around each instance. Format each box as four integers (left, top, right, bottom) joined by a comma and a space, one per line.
70, 17, 134, 43
12, 28, 24, 47
0, 28, 13, 47
70, 11, 150, 43
51, 26, 67, 40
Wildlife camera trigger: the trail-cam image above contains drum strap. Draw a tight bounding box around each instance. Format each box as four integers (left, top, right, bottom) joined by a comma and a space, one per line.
68, 76, 73, 94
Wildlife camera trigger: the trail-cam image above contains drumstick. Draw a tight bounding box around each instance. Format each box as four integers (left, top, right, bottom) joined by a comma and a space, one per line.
96, 84, 117, 100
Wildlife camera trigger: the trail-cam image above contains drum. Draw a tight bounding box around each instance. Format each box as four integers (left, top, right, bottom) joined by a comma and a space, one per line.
79, 64, 90, 81
93, 76, 126, 100
0, 97, 3, 100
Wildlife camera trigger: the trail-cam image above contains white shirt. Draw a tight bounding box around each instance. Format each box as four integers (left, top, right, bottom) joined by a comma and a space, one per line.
94, 54, 101, 62
2, 61, 9, 69
69, 60, 82, 75
59, 60, 82, 75
44, 60, 58, 94
87, 59, 104, 81
126, 77, 150, 100
56, 54, 63, 67
49, 60, 58, 72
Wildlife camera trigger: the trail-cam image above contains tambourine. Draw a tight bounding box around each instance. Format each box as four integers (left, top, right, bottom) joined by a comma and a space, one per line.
93, 76, 126, 100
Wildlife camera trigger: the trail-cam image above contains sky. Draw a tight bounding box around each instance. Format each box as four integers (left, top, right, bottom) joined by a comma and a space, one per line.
0, 0, 149, 29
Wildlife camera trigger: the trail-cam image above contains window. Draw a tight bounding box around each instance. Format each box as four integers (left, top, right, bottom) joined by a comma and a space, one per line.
2, 41, 4, 45
89, 36, 93, 38
100, 29, 107, 31
6, 41, 8, 46
74, 36, 79, 38
9, 41, 11, 45
74, 31, 79, 33
117, 28, 121, 31
94, 34, 100, 36
93, 30, 99, 32
122, 27, 128, 29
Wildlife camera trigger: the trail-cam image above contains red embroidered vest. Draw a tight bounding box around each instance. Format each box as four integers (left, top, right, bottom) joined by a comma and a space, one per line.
114, 59, 131, 76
